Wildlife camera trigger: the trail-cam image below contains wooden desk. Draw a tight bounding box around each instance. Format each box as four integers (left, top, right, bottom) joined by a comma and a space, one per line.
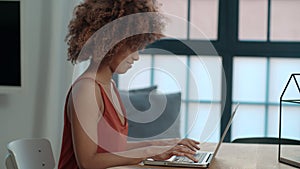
110, 143, 297, 169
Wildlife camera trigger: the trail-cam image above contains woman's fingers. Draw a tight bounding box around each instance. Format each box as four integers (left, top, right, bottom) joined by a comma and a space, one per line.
171, 146, 198, 162
174, 145, 196, 154
173, 145, 196, 156
178, 139, 200, 151
151, 144, 198, 162
184, 153, 198, 162
151, 138, 200, 151
189, 139, 200, 150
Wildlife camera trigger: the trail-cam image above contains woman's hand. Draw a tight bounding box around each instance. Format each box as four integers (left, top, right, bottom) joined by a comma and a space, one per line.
151, 138, 200, 151
146, 138, 200, 162
177, 138, 200, 151
149, 144, 198, 162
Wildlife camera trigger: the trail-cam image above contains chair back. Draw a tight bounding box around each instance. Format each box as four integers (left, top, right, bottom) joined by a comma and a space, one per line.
6, 138, 55, 169
5, 154, 17, 169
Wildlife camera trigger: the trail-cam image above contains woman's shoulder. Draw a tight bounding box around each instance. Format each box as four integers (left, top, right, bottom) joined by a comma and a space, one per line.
70, 74, 102, 98
67, 74, 105, 118
72, 73, 99, 87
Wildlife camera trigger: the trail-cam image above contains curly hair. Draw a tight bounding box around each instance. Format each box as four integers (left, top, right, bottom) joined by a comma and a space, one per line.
65, 0, 165, 64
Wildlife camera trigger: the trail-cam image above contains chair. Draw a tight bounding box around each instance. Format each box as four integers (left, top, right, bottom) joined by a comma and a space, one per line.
232, 137, 300, 145
120, 86, 181, 140
5, 138, 55, 169
5, 154, 16, 169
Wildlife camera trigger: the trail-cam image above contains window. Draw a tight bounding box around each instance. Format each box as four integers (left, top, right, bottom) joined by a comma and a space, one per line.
124, 0, 300, 142
119, 55, 223, 142
120, 0, 222, 142
239, 0, 268, 41
271, 0, 300, 41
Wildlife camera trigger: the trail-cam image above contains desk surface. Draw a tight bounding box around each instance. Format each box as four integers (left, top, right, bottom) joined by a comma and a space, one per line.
109, 143, 297, 169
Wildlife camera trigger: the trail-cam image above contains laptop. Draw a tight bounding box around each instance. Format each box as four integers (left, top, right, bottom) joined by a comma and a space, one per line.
143, 104, 239, 168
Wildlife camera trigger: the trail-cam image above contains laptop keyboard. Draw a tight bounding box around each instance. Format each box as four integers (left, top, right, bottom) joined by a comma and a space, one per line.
174, 152, 207, 163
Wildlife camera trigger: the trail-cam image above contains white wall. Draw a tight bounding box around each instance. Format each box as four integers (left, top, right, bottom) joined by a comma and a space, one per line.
0, 0, 75, 168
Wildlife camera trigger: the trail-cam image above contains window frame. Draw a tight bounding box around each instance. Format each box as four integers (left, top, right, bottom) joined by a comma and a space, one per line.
140, 0, 300, 142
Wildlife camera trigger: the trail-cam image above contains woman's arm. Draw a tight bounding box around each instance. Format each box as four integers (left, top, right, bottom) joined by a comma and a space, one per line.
69, 79, 199, 169
71, 103, 197, 169
127, 138, 200, 151
70, 79, 147, 168
126, 141, 152, 150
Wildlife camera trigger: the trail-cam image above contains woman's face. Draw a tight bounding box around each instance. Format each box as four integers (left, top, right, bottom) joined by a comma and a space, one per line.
111, 49, 140, 74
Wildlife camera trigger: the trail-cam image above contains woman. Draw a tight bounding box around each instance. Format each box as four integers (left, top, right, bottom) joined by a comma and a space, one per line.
58, 1, 200, 168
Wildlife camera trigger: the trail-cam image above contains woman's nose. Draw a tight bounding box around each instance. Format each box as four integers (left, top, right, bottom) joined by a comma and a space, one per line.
132, 51, 139, 61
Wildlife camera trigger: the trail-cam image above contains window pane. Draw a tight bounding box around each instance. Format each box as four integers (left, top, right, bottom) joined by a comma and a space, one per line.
269, 58, 300, 102
239, 0, 268, 41
231, 105, 265, 140
268, 105, 280, 137
190, 0, 219, 40
187, 103, 221, 143
271, 0, 300, 41
281, 104, 300, 140
233, 57, 267, 102
119, 55, 152, 90
189, 56, 222, 101
158, 0, 188, 39
153, 55, 187, 94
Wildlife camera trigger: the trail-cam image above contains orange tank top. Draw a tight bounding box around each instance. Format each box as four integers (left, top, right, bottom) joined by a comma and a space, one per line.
58, 78, 128, 169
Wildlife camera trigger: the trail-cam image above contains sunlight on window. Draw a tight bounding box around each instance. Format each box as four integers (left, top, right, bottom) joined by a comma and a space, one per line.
158, 0, 187, 39
189, 56, 222, 101
233, 57, 267, 102
239, 0, 268, 41
269, 58, 300, 102
280, 105, 300, 140
186, 103, 221, 143
190, 0, 219, 40
231, 105, 266, 140
271, 0, 300, 41
153, 55, 187, 94
268, 106, 280, 137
